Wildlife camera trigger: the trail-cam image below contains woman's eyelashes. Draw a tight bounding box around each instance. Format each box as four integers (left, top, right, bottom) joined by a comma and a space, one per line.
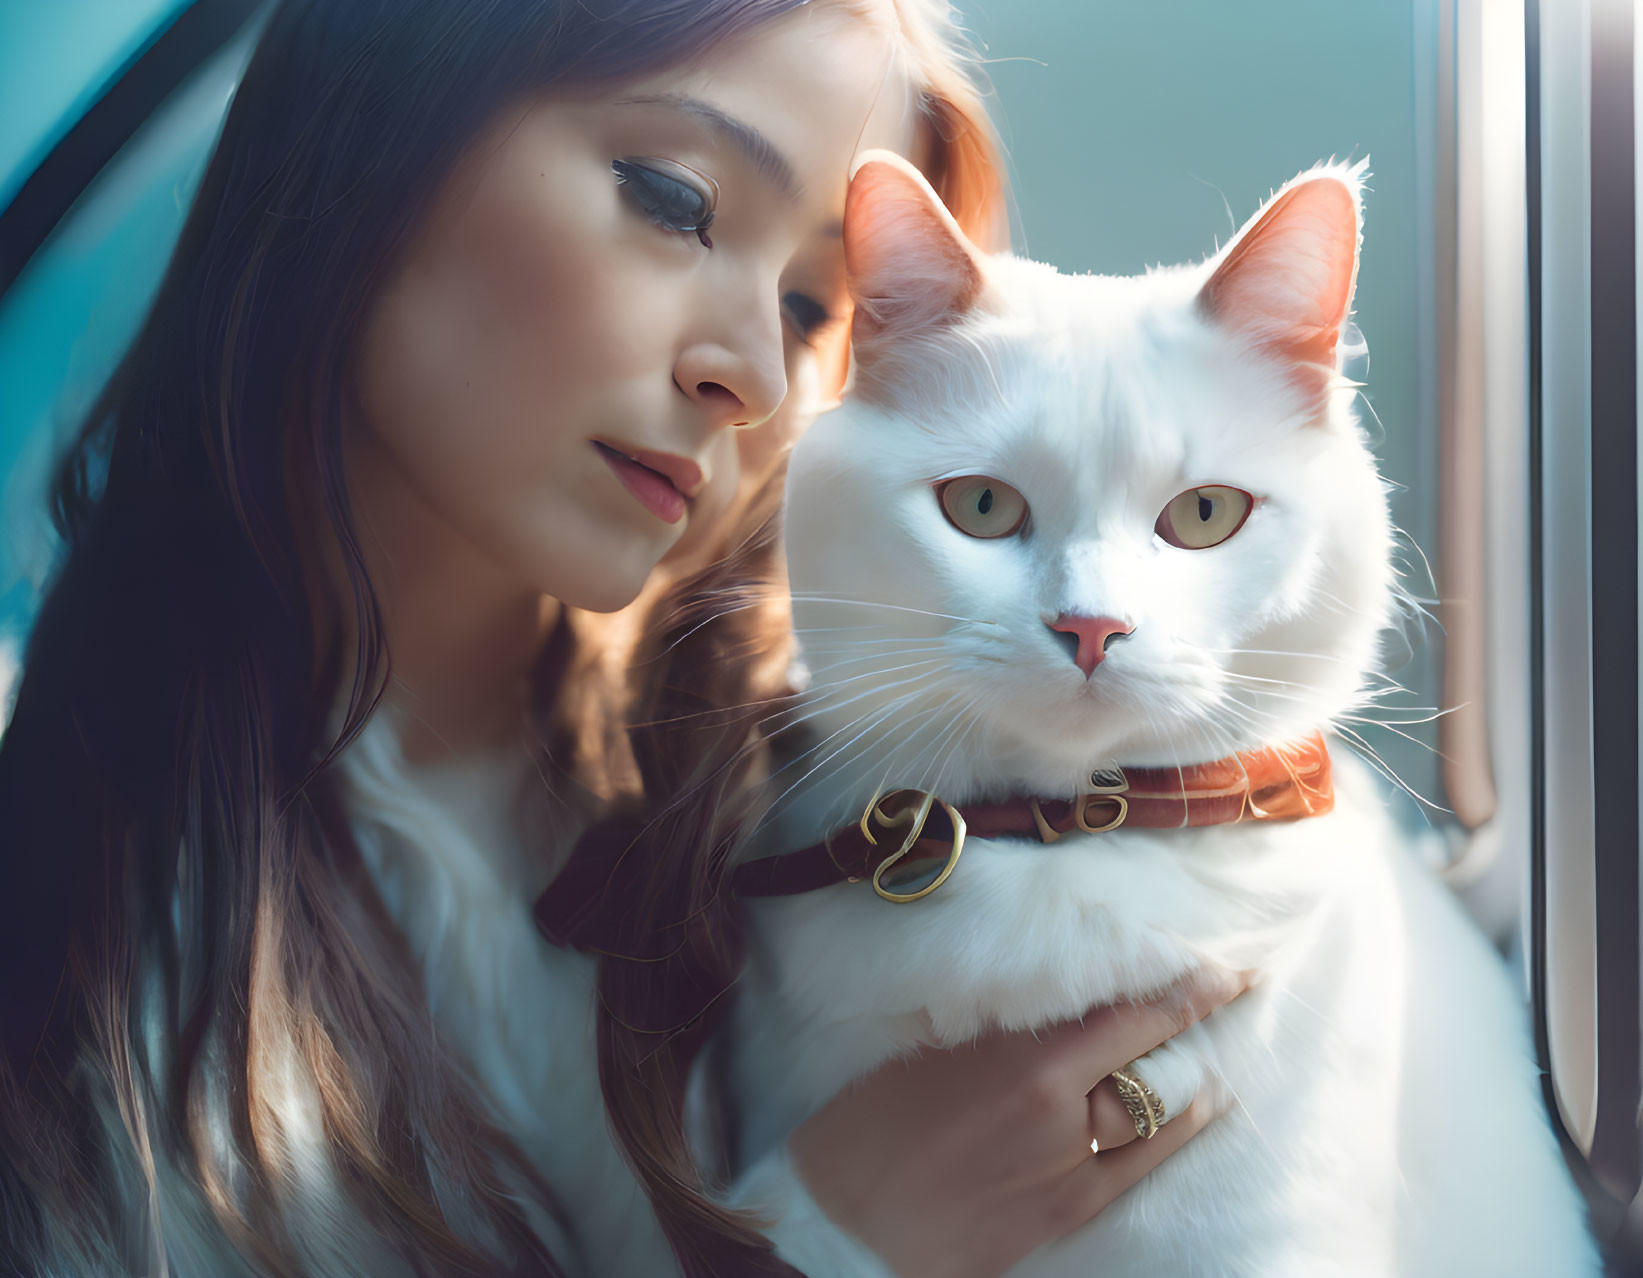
611, 158, 835, 343
611, 157, 718, 247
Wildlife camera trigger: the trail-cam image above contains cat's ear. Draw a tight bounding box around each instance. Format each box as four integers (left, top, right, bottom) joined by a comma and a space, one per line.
844, 149, 985, 346
1198, 163, 1365, 403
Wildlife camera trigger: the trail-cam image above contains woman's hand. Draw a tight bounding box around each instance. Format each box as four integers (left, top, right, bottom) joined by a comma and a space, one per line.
787, 968, 1248, 1278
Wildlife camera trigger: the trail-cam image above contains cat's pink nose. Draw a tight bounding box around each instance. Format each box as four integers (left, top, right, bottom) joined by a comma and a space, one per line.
1048, 613, 1135, 677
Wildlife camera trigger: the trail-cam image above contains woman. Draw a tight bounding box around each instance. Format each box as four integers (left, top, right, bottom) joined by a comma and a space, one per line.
0, 1, 1238, 1274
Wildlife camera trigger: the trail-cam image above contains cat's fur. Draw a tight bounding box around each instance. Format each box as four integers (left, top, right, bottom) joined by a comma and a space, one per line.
726, 154, 1598, 1276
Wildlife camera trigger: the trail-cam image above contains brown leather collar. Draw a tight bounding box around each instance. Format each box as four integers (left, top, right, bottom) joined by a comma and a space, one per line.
732, 732, 1334, 902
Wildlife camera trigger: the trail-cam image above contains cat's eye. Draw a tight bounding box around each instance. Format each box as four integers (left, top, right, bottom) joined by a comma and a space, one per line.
938, 476, 1028, 539
611, 157, 718, 244
1155, 485, 1254, 549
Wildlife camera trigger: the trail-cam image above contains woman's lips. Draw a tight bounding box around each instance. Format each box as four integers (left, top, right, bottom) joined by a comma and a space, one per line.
592, 441, 690, 525
618, 444, 704, 499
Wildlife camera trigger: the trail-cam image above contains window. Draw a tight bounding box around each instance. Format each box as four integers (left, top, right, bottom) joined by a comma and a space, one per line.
1531, 0, 1643, 1250
0, 0, 261, 712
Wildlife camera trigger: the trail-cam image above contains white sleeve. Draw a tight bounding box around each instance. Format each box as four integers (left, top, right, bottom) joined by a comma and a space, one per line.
723, 1143, 900, 1278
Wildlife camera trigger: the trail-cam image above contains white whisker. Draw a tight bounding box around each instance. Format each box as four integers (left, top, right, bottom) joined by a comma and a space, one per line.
787, 593, 998, 627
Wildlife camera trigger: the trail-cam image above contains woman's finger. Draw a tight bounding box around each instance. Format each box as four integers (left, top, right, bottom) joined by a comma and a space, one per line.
1055, 968, 1250, 1086
1054, 1093, 1223, 1230
1085, 1075, 1145, 1154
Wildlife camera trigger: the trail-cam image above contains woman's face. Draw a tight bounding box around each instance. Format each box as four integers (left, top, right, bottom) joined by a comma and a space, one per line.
351, 2, 919, 612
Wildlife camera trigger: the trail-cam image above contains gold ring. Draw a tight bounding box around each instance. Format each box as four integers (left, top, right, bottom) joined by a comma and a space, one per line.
1109, 1063, 1166, 1140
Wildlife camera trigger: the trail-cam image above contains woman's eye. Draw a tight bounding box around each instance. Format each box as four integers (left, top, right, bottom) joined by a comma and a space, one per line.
781, 292, 835, 344
937, 476, 1029, 539
611, 157, 718, 242
1155, 484, 1254, 549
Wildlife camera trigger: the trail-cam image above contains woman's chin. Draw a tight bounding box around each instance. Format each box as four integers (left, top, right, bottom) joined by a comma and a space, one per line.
553, 570, 652, 615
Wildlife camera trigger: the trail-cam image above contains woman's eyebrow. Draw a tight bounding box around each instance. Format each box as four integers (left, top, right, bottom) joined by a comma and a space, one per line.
613, 92, 803, 203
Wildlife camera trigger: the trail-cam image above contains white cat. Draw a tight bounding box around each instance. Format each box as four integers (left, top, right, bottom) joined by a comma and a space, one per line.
724, 154, 1599, 1277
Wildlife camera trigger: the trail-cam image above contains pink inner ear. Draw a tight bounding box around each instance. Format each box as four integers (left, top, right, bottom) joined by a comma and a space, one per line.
1199, 177, 1360, 376
845, 156, 983, 342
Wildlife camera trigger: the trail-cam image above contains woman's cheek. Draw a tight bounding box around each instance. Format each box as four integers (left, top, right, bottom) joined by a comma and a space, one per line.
743, 341, 821, 477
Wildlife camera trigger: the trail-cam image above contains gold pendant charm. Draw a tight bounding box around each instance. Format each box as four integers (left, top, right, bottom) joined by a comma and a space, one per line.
1073, 792, 1129, 833
859, 788, 967, 903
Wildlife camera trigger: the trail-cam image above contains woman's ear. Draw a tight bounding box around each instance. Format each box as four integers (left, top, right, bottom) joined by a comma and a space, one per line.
1197, 162, 1365, 406
844, 149, 986, 349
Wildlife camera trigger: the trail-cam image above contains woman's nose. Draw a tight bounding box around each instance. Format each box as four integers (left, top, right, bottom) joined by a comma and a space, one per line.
674, 315, 788, 430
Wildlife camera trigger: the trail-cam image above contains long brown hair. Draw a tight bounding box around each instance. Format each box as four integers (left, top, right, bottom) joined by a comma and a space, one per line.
0, 2, 933, 1275
540, 8, 1009, 1271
